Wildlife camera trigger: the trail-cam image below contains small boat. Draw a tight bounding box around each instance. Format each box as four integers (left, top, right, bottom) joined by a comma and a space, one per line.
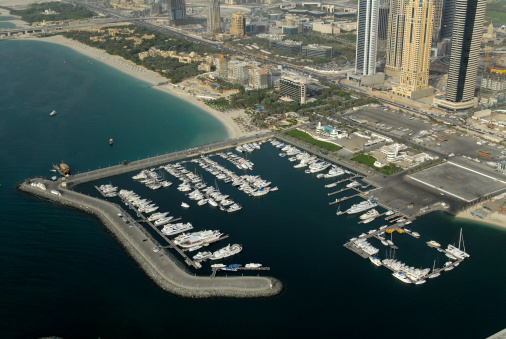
245, 263, 262, 268
211, 264, 226, 268
369, 256, 382, 267
109, 138, 114, 145
50, 110, 57, 116
181, 202, 190, 208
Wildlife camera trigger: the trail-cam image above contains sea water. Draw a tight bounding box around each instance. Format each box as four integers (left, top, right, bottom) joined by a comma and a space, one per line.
0, 40, 505, 339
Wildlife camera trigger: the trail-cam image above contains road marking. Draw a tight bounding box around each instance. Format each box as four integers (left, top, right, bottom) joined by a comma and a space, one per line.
448, 161, 506, 185
407, 175, 471, 202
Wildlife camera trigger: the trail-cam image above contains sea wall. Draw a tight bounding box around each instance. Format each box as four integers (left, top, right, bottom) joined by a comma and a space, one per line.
18, 180, 283, 299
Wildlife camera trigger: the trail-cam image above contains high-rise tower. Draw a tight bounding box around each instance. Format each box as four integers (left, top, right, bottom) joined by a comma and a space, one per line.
230, 11, 246, 38
385, 0, 406, 76
377, 0, 390, 49
355, 0, 380, 76
393, 0, 434, 99
437, 0, 486, 109
207, 0, 221, 34
168, 0, 186, 23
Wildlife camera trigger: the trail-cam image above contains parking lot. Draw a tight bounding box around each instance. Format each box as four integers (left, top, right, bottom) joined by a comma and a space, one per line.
409, 162, 506, 202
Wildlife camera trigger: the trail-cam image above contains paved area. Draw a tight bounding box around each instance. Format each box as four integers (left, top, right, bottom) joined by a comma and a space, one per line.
409, 162, 506, 202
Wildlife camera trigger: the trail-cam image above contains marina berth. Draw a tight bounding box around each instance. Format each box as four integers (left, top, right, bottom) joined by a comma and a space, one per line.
161, 222, 193, 236
173, 230, 223, 248
210, 244, 243, 260
346, 200, 377, 214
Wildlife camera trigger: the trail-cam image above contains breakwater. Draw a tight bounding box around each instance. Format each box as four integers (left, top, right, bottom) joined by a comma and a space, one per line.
64, 134, 273, 187
18, 180, 282, 298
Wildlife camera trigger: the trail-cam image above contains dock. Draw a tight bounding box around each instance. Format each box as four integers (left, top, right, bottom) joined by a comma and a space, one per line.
329, 193, 361, 205
211, 266, 271, 278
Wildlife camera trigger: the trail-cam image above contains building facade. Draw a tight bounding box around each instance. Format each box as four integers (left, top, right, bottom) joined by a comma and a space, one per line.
207, 0, 221, 34
385, 0, 405, 75
230, 11, 246, 38
302, 44, 333, 59
168, 0, 186, 22
355, 0, 379, 76
279, 77, 307, 104
439, 0, 486, 109
393, 0, 434, 99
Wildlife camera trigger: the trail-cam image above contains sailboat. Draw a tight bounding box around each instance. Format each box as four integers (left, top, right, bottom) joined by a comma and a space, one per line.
446, 228, 470, 260
428, 260, 440, 279
336, 204, 344, 216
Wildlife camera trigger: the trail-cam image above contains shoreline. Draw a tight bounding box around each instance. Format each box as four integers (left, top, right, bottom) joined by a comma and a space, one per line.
23, 35, 268, 139
455, 209, 506, 230
18, 180, 283, 298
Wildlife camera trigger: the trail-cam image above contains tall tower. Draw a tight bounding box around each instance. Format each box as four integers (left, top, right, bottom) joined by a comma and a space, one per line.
168, 0, 186, 23
230, 11, 246, 38
207, 0, 221, 34
443, 0, 486, 108
393, 0, 434, 99
385, 0, 406, 76
355, 0, 380, 76
440, 0, 456, 41
432, 0, 444, 43
377, 0, 390, 49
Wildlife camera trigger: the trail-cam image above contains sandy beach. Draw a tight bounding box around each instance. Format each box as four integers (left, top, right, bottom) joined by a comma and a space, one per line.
0, 7, 29, 27
25, 35, 268, 139
455, 193, 506, 230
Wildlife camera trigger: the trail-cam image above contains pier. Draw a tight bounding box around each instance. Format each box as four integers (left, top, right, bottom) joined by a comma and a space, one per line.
211, 266, 271, 278
18, 178, 282, 299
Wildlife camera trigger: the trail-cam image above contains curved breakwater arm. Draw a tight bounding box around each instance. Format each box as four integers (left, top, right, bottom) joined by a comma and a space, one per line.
18, 180, 282, 299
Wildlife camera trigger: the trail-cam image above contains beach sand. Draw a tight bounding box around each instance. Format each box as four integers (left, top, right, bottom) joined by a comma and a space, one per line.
26, 35, 269, 139
455, 210, 506, 230
0, 7, 29, 27
455, 193, 506, 230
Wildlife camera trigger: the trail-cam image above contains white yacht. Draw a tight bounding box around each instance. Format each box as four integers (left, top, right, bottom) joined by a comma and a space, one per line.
50, 110, 57, 116
173, 230, 223, 248
208, 198, 218, 207
324, 166, 345, 178
245, 263, 262, 268
209, 244, 243, 260
227, 203, 242, 212
359, 209, 380, 220
426, 240, 441, 248
445, 228, 470, 259
181, 202, 190, 208
369, 256, 382, 266
346, 200, 377, 214
148, 212, 169, 222
211, 264, 226, 268
193, 251, 212, 260
154, 216, 174, 226
346, 180, 361, 188
392, 271, 412, 284
161, 222, 193, 236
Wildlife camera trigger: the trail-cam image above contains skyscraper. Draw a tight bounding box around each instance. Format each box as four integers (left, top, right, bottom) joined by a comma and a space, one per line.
230, 11, 246, 38
432, 0, 444, 43
168, 0, 186, 22
355, 0, 380, 76
439, 0, 486, 109
207, 0, 221, 34
377, 0, 390, 49
393, 0, 434, 99
440, 0, 456, 41
385, 0, 406, 76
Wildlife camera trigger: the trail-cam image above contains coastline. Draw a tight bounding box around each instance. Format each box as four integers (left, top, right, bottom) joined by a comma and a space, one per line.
454, 193, 506, 230
24, 35, 268, 139
455, 209, 506, 230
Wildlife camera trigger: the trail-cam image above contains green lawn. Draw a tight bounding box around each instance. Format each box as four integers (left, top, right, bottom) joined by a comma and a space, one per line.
285, 129, 342, 152
339, 34, 357, 42
351, 154, 404, 175
485, 11, 506, 23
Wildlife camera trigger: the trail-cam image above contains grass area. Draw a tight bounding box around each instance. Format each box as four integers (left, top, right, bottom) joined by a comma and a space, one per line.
351, 154, 404, 175
485, 11, 506, 23
285, 129, 342, 152
339, 34, 357, 42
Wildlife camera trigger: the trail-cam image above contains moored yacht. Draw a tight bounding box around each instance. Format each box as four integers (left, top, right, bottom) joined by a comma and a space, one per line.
209, 244, 242, 260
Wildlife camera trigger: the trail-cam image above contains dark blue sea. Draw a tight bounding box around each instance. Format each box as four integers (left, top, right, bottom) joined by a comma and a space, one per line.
0, 40, 505, 339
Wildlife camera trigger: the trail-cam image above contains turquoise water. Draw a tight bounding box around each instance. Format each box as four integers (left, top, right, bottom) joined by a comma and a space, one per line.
0, 40, 505, 338
0, 16, 16, 28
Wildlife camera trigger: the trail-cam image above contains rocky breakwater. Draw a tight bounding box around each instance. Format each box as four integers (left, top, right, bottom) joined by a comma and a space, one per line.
18, 178, 283, 299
